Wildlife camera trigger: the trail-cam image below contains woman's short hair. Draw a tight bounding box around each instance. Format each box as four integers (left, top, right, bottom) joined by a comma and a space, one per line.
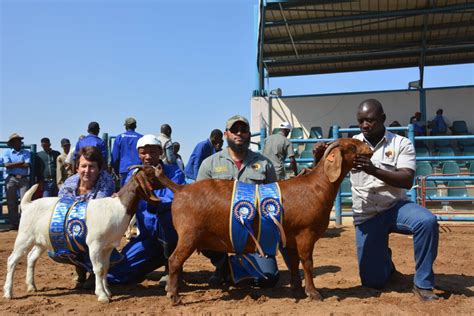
75, 146, 105, 170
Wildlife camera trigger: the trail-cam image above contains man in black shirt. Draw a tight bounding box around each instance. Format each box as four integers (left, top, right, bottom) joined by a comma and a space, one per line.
36, 137, 61, 197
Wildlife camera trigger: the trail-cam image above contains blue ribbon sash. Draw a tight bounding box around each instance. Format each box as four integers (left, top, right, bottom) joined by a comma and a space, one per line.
258, 182, 284, 256
230, 181, 258, 254
48, 197, 123, 271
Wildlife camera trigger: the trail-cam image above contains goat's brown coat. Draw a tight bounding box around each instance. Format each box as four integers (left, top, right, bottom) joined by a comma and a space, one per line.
157, 138, 372, 304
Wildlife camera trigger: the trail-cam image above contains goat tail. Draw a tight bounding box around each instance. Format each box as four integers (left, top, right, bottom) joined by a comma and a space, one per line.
20, 184, 39, 209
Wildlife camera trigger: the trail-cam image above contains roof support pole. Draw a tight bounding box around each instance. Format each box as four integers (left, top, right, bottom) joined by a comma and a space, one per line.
418, 0, 433, 122
253, 0, 267, 96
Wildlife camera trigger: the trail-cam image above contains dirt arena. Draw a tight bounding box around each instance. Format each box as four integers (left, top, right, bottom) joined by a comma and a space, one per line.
1, 222, 473, 315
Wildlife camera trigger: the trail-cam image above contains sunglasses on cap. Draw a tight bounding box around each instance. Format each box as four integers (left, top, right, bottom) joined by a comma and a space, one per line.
228, 125, 250, 134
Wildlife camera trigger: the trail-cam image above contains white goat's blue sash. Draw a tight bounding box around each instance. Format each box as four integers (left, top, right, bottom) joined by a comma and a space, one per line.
48, 197, 123, 271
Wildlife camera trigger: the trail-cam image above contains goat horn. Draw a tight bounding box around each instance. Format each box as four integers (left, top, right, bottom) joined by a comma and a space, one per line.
323, 142, 340, 159
128, 165, 144, 171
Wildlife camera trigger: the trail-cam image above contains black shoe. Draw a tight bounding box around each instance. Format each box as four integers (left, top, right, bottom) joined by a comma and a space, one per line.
208, 264, 230, 288
412, 285, 439, 301
82, 274, 95, 290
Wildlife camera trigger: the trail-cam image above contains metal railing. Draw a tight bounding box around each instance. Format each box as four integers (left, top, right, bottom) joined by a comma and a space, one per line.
278, 124, 474, 224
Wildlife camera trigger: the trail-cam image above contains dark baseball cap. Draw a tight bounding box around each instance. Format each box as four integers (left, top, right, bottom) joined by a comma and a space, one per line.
61, 138, 71, 146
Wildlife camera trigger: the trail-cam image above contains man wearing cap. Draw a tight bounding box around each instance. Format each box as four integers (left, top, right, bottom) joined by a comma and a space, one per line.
56, 138, 74, 188
158, 124, 177, 165
262, 122, 298, 180
2, 133, 31, 230
107, 134, 185, 284
111, 117, 143, 187
197, 115, 278, 288
72, 121, 108, 163
35, 137, 61, 197
184, 129, 223, 182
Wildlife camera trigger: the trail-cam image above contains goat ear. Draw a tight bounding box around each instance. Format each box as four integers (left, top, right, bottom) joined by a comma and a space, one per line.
324, 147, 342, 183
136, 172, 161, 204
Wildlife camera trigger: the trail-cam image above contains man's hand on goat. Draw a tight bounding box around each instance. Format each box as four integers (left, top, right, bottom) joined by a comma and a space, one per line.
353, 155, 377, 175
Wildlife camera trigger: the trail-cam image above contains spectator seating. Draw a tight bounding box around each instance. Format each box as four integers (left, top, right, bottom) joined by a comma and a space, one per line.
447, 180, 468, 198
304, 143, 314, 152
347, 125, 359, 138
461, 146, 474, 167
298, 150, 313, 172
425, 180, 439, 198
434, 139, 451, 148
416, 162, 433, 177
442, 161, 460, 175
290, 127, 304, 139
416, 146, 430, 157
309, 126, 323, 139
436, 147, 456, 167
340, 177, 352, 204
272, 128, 280, 135
451, 121, 469, 135
459, 138, 474, 149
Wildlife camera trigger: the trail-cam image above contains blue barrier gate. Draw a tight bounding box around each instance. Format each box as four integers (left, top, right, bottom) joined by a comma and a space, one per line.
281, 124, 474, 224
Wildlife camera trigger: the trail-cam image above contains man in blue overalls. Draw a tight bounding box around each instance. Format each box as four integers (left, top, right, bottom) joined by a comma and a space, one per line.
107, 134, 185, 284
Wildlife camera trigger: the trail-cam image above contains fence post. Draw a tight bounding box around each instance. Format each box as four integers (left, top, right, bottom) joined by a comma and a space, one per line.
407, 124, 417, 203
30, 144, 37, 186
332, 125, 342, 225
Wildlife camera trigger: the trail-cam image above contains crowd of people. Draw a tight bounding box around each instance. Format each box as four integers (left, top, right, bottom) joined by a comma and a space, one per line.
1, 101, 442, 301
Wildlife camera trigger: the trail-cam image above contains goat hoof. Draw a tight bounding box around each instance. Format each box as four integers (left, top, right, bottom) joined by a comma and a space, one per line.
306, 289, 322, 301
97, 296, 110, 304
27, 285, 37, 293
168, 293, 182, 306
3, 292, 12, 300
291, 287, 306, 299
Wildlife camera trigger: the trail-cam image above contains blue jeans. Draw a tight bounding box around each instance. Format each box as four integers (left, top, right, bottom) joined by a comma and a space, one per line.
42, 179, 58, 197
355, 201, 438, 290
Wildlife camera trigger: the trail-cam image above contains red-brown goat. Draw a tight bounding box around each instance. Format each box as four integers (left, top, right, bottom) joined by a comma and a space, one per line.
157, 138, 372, 304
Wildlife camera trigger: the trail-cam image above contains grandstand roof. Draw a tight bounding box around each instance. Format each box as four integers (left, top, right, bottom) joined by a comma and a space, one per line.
258, 0, 474, 78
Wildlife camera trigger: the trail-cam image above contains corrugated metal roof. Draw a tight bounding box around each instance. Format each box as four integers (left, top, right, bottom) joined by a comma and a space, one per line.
259, 0, 474, 78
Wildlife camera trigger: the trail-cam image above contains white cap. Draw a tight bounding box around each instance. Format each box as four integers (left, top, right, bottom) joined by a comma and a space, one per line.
279, 122, 292, 130
136, 134, 162, 149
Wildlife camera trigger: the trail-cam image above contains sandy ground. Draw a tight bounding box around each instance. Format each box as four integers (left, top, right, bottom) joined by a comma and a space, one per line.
1, 223, 473, 315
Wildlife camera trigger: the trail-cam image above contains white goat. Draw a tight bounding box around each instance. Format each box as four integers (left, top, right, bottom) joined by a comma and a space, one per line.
3, 165, 163, 303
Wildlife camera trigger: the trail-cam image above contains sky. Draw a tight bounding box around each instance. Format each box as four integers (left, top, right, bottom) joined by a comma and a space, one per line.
1, 0, 473, 161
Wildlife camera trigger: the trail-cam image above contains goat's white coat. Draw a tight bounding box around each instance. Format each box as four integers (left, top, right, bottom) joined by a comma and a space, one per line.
3, 184, 131, 303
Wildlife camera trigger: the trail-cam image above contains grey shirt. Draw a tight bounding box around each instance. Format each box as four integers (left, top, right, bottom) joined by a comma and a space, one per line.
262, 133, 295, 180
350, 131, 416, 225
197, 147, 277, 184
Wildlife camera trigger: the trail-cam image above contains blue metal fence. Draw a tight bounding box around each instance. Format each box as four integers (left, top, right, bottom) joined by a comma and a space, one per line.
277, 124, 474, 224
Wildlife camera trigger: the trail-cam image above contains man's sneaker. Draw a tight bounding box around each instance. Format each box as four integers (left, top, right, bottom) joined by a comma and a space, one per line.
412, 285, 439, 301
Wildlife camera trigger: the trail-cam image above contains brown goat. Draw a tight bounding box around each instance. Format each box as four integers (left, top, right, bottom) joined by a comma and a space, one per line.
156, 138, 372, 304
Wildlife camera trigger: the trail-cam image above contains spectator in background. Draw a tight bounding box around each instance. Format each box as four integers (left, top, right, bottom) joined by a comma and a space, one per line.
409, 112, 426, 136
57, 138, 74, 188
157, 124, 176, 165
184, 129, 223, 183
65, 135, 85, 169
111, 117, 143, 187
172, 142, 185, 172
262, 122, 298, 180
72, 122, 108, 163
35, 137, 61, 197
2, 133, 31, 230
388, 120, 405, 137
429, 109, 449, 135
